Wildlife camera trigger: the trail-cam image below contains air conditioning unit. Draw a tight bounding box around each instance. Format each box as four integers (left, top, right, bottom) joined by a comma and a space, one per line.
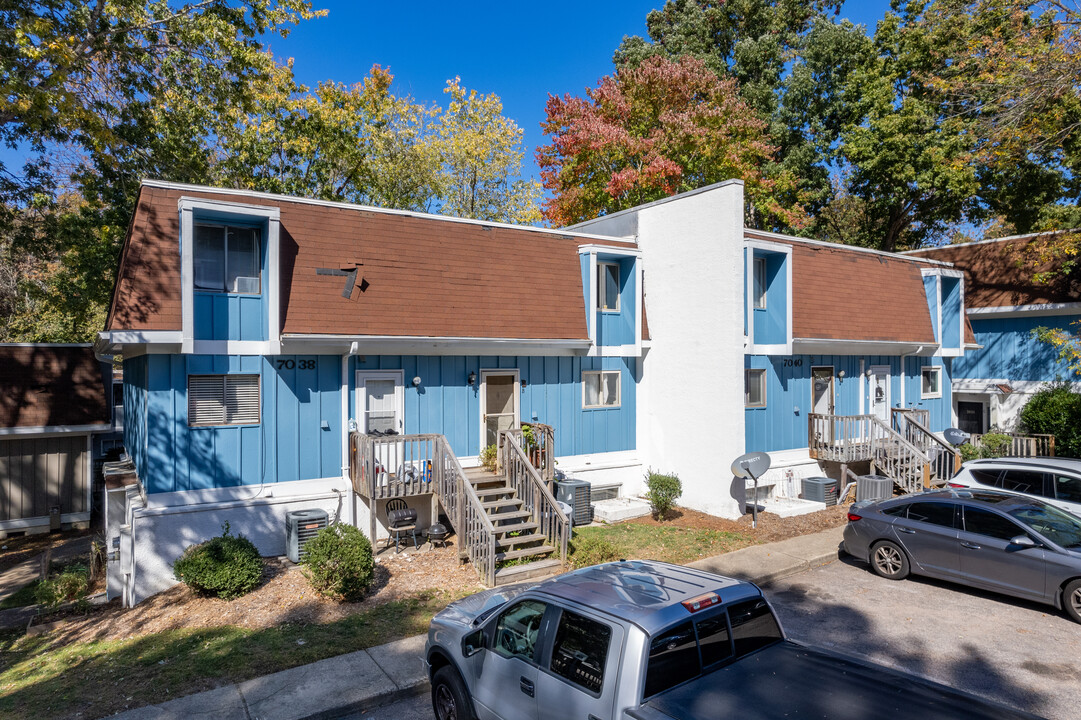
556, 479, 592, 526
286, 509, 328, 562
801, 477, 839, 506
857, 475, 893, 503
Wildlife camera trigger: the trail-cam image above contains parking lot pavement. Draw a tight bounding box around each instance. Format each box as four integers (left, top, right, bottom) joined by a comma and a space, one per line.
766, 555, 1081, 720
340, 689, 430, 720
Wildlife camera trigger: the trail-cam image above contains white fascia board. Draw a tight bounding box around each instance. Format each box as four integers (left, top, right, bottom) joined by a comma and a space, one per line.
96, 331, 183, 354
145, 179, 623, 244
745, 343, 792, 355
597, 345, 641, 357
953, 378, 1081, 393
191, 340, 277, 355
967, 301, 1081, 318
920, 267, 965, 278
177, 196, 282, 220
902, 228, 1081, 252
282, 334, 593, 357
746, 228, 955, 267
0, 424, 110, 436
792, 338, 938, 356
577, 243, 642, 257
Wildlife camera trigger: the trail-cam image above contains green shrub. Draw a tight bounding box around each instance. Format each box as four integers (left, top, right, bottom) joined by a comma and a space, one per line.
569, 534, 620, 568
302, 524, 374, 602
35, 562, 90, 608
173, 523, 263, 600
978, 432, 1012, 458
480, 444, 498, 473
645, 470, 682, 521
1020, 382, 1081, 458
959, 441, 982, 462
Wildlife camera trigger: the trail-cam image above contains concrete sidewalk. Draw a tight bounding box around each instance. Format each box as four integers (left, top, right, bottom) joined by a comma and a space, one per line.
104, 525, 846, 720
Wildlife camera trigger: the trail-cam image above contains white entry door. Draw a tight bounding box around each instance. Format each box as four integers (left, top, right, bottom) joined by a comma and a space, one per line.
480, 370, 519, 451
870, 365, 891, 424
356, 371, 404, 434
811, 366, 835, 415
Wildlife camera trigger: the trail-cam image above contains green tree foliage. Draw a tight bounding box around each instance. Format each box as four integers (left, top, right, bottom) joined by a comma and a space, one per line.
537, 55, 809, 228
1020, 382, 1081, 458
1033, 322, 1081, 378
614, 0, 869, 223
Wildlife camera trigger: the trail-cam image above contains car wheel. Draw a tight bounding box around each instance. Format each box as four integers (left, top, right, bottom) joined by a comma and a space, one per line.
1064, 579, 1081, 624
432, 666, 476, 720
870, 540, 910, 580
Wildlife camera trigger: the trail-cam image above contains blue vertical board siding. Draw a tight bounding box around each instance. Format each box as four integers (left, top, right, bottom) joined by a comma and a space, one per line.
596, 257, 636, 347
139, 354, 341, 494
193, 292, 268, 341
941, 277, 961, 349
954, 315, 1079, 381
744, 354, 953, 452
123, 356, 149, 481
753, 251, 788, 345
348, 354, 636, 459
923, 275, 939, 342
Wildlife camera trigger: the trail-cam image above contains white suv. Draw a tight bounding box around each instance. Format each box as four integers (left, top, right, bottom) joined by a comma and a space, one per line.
950, 457, 1081, 517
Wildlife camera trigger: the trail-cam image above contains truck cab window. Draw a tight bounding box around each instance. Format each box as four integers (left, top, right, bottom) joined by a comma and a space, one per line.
644, 621, 697, 698
549, 610, 610, 694
729, 598, 783, 658
494, 600, 546, 662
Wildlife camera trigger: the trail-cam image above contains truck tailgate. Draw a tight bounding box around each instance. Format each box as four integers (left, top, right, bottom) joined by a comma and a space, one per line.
628, 641, 1040, 720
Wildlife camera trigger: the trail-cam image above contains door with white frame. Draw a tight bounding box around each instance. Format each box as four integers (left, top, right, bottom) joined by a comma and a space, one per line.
356, 370, 404, 480
870, 365, 891, 424
812, 366, 835, 443
480, 370, 519, 452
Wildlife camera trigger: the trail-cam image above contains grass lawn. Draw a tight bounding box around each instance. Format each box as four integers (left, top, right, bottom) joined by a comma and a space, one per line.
570, 522, 754, 566
0, 589, 459, 720
0, 582, 39, 611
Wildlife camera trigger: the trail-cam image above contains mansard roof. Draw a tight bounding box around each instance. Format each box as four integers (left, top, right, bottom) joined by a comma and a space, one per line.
0, 344, 110, 430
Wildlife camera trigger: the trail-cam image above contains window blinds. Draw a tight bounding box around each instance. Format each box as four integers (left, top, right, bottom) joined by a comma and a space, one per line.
188, 374, 260, 426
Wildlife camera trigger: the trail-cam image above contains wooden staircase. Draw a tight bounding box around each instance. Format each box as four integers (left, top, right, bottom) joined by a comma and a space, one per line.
464, 466, 562, 585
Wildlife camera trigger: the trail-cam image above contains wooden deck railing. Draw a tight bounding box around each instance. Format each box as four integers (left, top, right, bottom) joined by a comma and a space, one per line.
971, 432, 1056, 457
501, 432, 569, 568
808, 413, 933, 494
349, 431, 497, 585
892, 409, 961, 481
521, 422, 556, 490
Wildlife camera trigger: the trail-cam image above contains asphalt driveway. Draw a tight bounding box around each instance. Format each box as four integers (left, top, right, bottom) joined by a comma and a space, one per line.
767, 554, 1081, 720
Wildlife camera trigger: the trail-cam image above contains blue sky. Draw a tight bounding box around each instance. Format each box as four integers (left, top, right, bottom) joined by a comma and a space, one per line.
271, 1, 894, 184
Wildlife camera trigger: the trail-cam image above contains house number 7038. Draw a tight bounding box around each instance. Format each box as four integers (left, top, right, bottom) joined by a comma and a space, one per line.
276, 359, 317, 370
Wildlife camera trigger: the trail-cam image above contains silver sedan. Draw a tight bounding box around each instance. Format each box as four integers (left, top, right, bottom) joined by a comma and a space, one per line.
843, 488, 1081, 623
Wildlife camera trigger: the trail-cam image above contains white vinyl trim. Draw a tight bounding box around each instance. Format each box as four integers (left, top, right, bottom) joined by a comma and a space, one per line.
479, 369, 520, 451
921, 365, 943, 399
0, 424, 110, 436
354, 370, 404, 435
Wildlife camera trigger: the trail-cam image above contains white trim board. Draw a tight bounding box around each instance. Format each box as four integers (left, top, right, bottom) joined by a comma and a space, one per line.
967, 301, 1081, 318
0, 424, 110, 437
744, 239, 794, 355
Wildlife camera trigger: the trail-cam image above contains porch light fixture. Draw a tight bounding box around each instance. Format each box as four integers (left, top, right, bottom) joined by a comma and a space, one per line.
412, 376, 422, 387
467, 371, 476, 387
838, 370, 846, 379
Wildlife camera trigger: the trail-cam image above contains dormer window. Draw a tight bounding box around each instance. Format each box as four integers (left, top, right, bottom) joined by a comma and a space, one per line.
194, 223, 261, 294
597, 262, 620, 311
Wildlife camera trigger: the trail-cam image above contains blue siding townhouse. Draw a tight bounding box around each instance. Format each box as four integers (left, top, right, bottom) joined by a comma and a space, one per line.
98, 178, 976, 603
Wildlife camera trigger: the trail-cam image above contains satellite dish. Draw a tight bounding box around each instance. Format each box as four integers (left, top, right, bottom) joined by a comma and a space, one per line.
731, 452, 772, 481
943, 428, 970, 446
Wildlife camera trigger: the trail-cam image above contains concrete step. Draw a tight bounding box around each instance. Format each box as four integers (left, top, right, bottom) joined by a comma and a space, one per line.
495, 532, 547, 549
496, 545, 555, 563
494, 558, 563, 586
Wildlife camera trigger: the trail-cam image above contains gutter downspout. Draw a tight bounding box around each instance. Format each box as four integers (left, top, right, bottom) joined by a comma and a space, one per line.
899, 346, 925, 409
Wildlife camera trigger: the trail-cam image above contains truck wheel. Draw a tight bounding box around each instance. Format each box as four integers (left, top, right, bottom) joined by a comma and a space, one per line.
870, 540, 910, 580
432, 666, 476, 720
1064, 579, 1081, 624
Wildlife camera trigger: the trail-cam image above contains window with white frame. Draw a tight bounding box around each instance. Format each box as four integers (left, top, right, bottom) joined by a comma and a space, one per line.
745, 369, 766, 407
188, 374, 261, 426
583, 370, 620, 408
597, 262, 620, 311
921, 366, 942, 399
752, 256, 767, 310
194, 223, 261, 294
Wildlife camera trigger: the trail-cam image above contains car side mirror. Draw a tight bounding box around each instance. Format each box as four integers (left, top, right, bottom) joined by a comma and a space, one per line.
462, 628, 485, 657
1010, 535, 1038, 548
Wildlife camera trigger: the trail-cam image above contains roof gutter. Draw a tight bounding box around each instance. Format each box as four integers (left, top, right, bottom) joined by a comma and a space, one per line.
283, 334, 594, 357
899, 345, 925, 409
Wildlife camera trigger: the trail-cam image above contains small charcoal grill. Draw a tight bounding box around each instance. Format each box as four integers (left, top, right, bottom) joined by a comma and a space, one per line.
426, 521, 450, 549
386, 502, 419, 553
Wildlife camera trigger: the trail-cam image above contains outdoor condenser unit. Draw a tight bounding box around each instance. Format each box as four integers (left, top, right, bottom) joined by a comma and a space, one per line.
802, 477, 839, 506
857, 475, 893, 503
286, 509, 329, 562
556, 479, 592, 526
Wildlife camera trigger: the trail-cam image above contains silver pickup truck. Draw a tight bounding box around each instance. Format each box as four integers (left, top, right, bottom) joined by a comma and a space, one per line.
424, 560, 1037, 720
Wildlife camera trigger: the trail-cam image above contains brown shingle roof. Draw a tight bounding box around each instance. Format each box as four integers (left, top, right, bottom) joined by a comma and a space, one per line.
107, 185, 637, 339
746, 231, 938, 344
0, 345, 110, 429
909, 236, 1080, 308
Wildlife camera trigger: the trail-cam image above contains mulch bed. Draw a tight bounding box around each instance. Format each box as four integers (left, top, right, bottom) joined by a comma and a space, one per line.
627, 503, 852, 542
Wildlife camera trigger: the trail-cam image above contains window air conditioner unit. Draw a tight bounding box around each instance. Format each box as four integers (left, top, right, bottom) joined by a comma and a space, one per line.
233, 276, 259, 293
286, 509, 329, 562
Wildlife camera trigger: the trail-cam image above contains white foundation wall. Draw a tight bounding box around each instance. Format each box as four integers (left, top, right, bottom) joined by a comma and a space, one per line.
576, 181, 747, 518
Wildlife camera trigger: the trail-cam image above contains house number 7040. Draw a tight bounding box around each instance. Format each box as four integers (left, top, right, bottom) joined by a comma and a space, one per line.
782, 359, 803, 367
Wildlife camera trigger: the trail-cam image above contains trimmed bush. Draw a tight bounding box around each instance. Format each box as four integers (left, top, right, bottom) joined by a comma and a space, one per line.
569, 534, 620, 568
1020, 382, 1081, 458
645, 470, 682, 521
35, 562, 90, 608
173, 523, 263, 600
302, 523, 374, 602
